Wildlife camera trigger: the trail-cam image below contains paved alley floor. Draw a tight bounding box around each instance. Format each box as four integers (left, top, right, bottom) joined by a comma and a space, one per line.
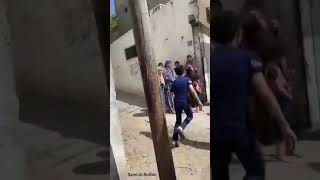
18, 92, 320, 180
117, 92, 320, 180
230, 140, 320, 180
116, 93, 210, 180
16, 97, 108, 180
16, 123, 107, 180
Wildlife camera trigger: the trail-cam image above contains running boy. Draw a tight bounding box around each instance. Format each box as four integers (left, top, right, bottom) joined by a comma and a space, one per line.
170, 65, 203, 147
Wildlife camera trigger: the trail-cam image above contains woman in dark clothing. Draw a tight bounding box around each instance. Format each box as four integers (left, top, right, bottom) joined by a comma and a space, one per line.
242, 10, 294, 160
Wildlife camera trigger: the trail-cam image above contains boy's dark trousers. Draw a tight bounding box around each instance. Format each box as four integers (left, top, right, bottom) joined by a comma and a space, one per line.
172, 102, 193, 141
212, 131, 265, 180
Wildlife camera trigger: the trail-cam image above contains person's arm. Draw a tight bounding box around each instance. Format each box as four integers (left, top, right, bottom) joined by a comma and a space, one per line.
189, 83, 203, 107
253, 73, 288, 128
251, 58, 296, 150
160, 75, 165, 86
275, 78, 293, 100
193, 81, 201, 93
270, 64, 292, 101
170, 82, 175, 93
172, 69, 177, 79
163, 71, 169, 82
279, 57, 290, 79
253, 72, 297, 151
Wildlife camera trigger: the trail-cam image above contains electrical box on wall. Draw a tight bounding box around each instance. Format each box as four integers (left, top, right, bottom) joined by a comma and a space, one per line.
188, 14, 198, 26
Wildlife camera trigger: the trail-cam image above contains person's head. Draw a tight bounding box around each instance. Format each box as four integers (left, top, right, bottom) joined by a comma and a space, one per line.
186, 55, 193, 65
191, 73, 200, 82
242, 11, 285, 62
164, 59, 172, 68
249, 10, 268, 29
185, 66, 193, 77
241, 11, 262, 49
175, 61, 180, 66
158, 62, 163, 67
212, 10, 242, 46
174, 65, 185, 76
243, 10, 279, 38
157, 66, 163, 75
270, 19, 280, 37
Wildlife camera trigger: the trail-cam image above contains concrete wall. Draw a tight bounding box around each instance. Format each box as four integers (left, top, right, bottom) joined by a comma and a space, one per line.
198, 0, 210, 28
114, 0, 132, 38
221, 0, 245, 11
114, 0, 170, 40
111, 0, 209, 95
0, 0, 28, 179
150, 0, 195, 65
6, 0, 106, 107
147, 0, 170, 10
110, 30, 144, 95
110, 60, 127, 180
300, 0, 320, 129
307, 0, 320, 129
203, 33, 210, 101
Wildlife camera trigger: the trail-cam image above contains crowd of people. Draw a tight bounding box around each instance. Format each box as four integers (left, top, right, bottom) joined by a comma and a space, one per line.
212, 9, 297, 180
157, 55, 205, 147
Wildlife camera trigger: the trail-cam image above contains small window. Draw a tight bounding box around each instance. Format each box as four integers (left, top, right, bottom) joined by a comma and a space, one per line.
125, 45, 138, 60
206, 7, 210, 24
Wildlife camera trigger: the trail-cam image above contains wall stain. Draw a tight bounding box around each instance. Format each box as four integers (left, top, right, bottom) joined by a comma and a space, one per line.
129, 61, 141, 79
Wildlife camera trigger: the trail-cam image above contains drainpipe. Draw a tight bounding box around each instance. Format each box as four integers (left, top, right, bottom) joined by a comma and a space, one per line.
189, 0, 208, 102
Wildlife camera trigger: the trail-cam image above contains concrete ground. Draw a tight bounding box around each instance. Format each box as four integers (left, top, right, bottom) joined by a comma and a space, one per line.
117, 92, 320, 180
16, 97, 109, 180
230, 140, 320, 180
116, 92, 210, 180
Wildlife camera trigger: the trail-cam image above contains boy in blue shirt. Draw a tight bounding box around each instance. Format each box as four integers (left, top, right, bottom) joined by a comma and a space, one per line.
170, 65, 203, 147
212, 11, 296, 179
